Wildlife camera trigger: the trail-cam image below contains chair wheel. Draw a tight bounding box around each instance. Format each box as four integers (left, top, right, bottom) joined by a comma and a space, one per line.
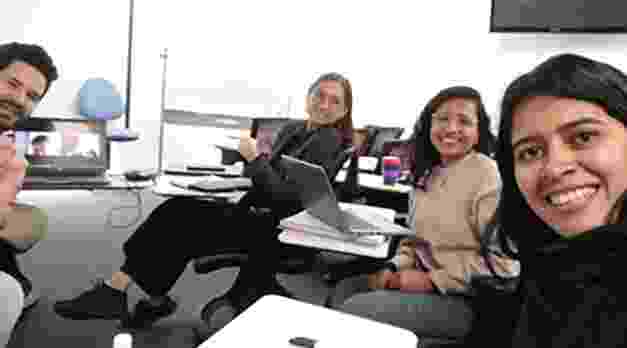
195, 296, 240, 343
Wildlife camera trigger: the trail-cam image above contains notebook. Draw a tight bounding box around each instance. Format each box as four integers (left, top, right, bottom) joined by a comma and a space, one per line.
169, 176, 252, 192
163, 165, 243, 178
280, 155, 411, 237
18, 117, 111, 186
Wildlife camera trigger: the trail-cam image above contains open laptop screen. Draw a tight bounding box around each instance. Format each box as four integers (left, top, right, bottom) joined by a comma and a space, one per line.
17, 118, 108, 176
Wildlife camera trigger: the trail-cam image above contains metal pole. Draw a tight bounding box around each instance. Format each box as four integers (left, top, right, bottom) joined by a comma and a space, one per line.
124, 0, 135, 130
157, 48, 168, 173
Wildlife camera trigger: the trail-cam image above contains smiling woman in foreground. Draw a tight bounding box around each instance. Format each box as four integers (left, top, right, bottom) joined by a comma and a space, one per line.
495, 53, 627, 347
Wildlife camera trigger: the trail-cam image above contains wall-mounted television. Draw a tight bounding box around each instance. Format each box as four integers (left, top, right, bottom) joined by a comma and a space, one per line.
490, 0, 627, 33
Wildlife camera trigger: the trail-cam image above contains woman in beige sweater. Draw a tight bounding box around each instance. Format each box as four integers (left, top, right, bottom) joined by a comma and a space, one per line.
338, 86, 518, 342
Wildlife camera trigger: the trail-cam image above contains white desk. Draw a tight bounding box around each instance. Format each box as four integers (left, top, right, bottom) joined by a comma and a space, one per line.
198, 295, 418, 348
335, 170, 412, 194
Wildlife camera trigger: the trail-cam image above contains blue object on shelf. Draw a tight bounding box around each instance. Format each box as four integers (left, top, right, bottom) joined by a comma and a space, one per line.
78, 78, 124, 120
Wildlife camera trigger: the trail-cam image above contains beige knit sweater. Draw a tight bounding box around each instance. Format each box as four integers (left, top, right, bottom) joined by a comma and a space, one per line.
392, 151, 519, 294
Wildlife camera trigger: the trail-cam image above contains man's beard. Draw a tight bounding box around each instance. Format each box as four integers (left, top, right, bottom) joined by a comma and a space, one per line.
0, 98, 26, 131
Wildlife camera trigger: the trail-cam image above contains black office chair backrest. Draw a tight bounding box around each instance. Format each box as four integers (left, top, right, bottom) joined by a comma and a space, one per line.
364, 126, 404, 158
359, 125, 404, 173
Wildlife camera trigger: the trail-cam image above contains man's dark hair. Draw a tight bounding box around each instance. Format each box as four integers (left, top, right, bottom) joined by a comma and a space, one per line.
32, 134, 48, 145
0, 42, 58, 96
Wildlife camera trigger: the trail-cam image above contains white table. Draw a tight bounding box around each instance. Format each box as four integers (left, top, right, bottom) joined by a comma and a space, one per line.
198, 295, 418, 348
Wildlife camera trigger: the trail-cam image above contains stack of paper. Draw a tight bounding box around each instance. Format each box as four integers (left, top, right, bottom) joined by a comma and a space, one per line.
279, 210, 388, 246
170, 176, 251, 192
152, 175, 247, 203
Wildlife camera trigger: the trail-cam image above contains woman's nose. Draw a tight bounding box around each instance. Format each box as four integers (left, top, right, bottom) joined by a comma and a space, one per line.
541, 146, 577, 181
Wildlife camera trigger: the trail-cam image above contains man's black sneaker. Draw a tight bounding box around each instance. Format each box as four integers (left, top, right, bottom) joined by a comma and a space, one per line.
122, 296, 177, 329
53, 280, 128, 320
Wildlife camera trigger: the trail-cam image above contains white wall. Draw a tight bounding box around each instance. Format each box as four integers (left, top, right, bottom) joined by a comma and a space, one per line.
148, 1, 627, 143
7, 0, 627, 172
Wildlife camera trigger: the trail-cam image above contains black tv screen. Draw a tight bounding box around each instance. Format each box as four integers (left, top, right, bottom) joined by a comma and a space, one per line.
491, 0, 627, 33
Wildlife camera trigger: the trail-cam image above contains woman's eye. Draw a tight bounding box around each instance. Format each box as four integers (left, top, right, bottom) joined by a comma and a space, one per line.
573, 131, 596, 146
516, 146, 544, 162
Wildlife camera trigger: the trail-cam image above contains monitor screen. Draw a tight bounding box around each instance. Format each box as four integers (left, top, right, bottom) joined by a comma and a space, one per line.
491, 0, 627, 32
17, 118, 107, 170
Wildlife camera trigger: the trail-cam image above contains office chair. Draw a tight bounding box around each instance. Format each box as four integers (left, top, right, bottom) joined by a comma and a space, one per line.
193, 146, 363, 297
337, 126, 407, 214
362, 125, 404, 158
192, 147, 400, 340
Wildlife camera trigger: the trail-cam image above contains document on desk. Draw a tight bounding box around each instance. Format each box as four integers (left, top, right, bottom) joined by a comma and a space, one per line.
281, 209, 412, 238
279, 210, 388, 246
169, 176, 252, 192
279, 228, 391, 259
152, 175, 247, 202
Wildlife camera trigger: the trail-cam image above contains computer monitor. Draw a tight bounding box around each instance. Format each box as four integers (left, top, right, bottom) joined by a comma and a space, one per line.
17, 118, 108, 176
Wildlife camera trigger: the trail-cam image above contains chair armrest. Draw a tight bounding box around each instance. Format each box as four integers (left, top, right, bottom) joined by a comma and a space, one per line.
314, 236, 403, 284
316, 254, 388, 284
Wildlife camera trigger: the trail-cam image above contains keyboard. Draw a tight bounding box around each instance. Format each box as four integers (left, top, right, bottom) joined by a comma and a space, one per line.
23, 176, 111, 186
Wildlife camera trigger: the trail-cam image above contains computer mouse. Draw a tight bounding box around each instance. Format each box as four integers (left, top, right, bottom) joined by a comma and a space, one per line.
123, 169, 156, 181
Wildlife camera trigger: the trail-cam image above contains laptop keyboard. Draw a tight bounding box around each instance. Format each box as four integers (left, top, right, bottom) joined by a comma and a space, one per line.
23, 176, 111, 186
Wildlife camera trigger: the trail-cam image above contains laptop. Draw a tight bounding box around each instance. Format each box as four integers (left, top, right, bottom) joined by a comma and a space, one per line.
281, 155, 408, 236
18, 117, 111, 186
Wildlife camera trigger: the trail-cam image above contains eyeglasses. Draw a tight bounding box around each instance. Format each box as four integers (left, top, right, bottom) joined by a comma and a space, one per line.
431, 113, 478, 129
